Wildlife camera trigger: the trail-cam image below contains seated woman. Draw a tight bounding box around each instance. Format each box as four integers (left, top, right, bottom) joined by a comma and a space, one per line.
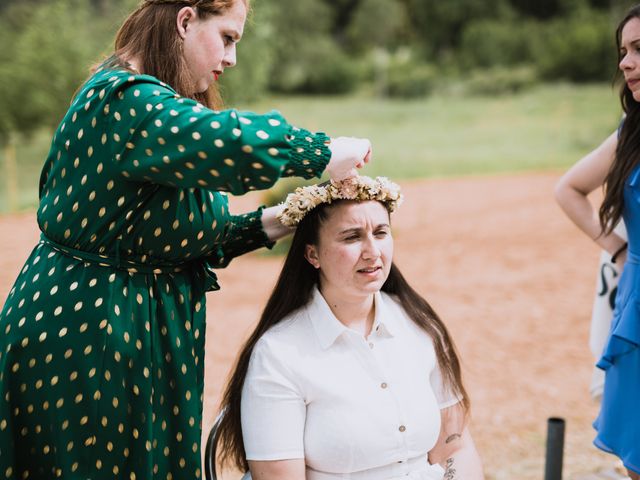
215, 176, 484, 480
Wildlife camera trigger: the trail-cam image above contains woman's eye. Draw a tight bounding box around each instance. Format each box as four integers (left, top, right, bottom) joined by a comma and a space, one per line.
224, 35, 234, 45
375, 230, 388, 237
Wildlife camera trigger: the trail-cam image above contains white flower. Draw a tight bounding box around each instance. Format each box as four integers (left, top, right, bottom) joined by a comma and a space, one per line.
276, 176, 403, 227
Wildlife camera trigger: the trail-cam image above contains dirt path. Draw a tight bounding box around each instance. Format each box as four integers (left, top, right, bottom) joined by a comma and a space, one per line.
0, 172, 618, 479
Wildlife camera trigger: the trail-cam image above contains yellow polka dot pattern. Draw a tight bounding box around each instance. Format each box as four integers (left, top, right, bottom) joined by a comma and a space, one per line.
0, 66, 331, 478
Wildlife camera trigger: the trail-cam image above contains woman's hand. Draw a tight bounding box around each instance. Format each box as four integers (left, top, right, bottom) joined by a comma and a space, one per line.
261, 204, 294, 242
326, 137, 372, 180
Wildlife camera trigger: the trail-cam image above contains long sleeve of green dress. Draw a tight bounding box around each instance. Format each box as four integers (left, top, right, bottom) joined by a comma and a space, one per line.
102, 72, 329, 191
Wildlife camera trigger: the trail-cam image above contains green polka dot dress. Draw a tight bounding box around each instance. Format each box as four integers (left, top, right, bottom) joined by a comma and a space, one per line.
0, 65, 330, 479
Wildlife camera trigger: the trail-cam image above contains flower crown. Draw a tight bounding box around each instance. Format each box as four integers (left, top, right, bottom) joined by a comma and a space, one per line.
277, 176, 403, 227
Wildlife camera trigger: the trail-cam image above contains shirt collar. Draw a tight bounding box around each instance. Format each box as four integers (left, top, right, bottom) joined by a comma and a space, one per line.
372, 292, 397, 339
307, 287, 397, 350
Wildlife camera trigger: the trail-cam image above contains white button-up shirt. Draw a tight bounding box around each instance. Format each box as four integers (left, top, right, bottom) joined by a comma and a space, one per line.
241, 288, 459, 480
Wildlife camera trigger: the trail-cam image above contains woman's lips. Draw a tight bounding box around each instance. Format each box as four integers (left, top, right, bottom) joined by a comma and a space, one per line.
357, 266, 382, 275
628, 78, 640, 89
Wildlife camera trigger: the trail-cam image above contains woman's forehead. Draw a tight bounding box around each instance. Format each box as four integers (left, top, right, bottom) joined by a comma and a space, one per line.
622, 16, 640, 43
323, 201, 390, 227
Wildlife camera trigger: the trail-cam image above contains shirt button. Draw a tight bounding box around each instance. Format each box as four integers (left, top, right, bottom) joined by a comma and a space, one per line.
399, 425, 406, 432
380, 382, 388, 389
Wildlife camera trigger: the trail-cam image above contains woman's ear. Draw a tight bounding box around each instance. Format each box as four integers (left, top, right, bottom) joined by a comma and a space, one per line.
176, 6, 196, 40
304, 244, 320, 269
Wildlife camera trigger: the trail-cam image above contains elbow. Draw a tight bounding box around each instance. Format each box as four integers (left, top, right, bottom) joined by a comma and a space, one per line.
553, 174, 584, 211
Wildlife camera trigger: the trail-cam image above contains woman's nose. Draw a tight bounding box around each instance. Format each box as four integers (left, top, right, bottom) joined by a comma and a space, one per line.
620, 52, 634, 71
223, 46, 237, 68
361, 236, 380, 259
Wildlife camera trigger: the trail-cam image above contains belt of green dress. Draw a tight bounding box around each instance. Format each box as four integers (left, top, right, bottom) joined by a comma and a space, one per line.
39, 233, 221, 291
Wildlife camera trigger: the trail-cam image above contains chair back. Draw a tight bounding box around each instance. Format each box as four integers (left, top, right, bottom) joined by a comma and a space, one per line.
204, 410, 252, 480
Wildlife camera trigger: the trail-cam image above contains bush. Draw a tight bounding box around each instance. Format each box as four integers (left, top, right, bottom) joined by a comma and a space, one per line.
460, 19, 539, 69
368, 49, 436, 99
269, 37, 360, 95
219, 10, 273, 104
532, 11, 616, 82
462, 66, 538, 96
387, 62, 436, 99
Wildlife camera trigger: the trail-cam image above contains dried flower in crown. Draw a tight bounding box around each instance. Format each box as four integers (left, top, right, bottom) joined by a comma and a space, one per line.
277, 176, 403, 227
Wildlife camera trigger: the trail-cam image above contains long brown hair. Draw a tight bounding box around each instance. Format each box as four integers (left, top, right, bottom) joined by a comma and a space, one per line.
600, 4, 640, 234
102, 0, 247, 109
215, 201, 470, 472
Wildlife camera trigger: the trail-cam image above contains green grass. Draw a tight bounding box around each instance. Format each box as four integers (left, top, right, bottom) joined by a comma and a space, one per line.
248, 83, 621, 178
0, 82, 621, 213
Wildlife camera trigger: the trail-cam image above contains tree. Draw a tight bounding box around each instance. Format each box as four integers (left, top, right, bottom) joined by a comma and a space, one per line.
219, 0, 275, 103
400, 0, 512, 59
260, 0, 358, 94
0, 0, 103, 210
345, 0, 410, 53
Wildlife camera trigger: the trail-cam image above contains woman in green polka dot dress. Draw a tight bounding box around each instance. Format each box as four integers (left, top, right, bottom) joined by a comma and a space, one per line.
0, 0, 372, 478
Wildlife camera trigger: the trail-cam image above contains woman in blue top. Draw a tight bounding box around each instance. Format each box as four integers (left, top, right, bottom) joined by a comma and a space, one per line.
556, 4, 640, 477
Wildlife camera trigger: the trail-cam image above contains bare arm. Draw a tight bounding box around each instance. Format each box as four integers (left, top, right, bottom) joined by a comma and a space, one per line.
261, 204, 294, 242
554, 131, 626, 255
428, 404, 484, 480
248, 459, 306, 480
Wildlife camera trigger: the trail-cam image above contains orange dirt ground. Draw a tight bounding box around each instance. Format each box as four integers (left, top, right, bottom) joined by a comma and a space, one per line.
0, 172, 622, 479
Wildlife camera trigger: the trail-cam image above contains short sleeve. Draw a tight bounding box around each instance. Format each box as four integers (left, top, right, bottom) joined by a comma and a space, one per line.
241, 339, 306, 460
429, 360, 462, 409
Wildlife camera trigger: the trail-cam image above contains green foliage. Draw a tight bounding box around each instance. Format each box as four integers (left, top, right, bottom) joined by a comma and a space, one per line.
461, 66, 539, 96
345, 0, 410, 53
0, 0, 128, 140
403, 0, 514, 58
263, 0, 334, 93
459, 9, 617, 83
384, 54, 436, 99
460, 19, 539, 68
0, 0, 629, 105
219, 3, 274, 103
296, 40, 360, 95
269, 36, 359, 95
532, 10, 616, 82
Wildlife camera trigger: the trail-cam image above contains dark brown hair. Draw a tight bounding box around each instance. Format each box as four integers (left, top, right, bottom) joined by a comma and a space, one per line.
215, 201, 470, 472
102, 0, 247, 109
600, 4, 640, 233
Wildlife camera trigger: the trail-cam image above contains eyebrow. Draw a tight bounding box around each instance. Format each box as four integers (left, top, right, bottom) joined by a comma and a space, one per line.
622, 38, 640, 50
337, 224, 390, 235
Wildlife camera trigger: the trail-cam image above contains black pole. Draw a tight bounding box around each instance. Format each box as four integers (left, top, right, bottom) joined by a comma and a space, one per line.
544, 417, 566, 480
